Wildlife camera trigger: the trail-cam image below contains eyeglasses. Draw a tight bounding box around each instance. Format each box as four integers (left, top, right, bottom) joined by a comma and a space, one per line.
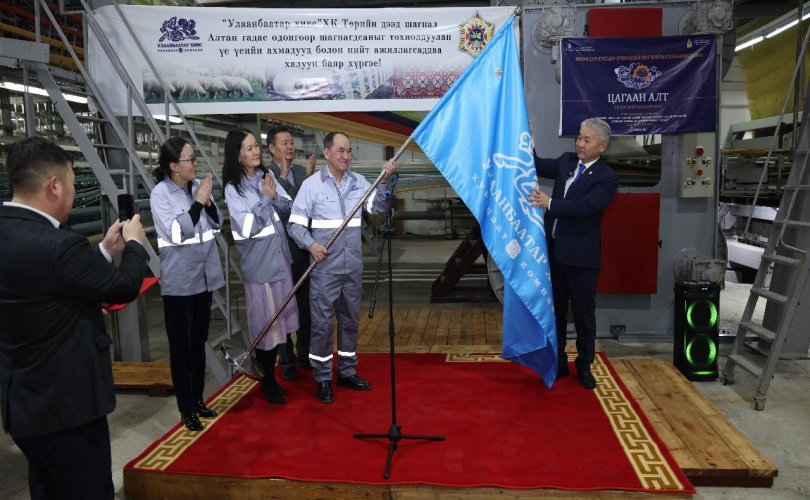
178, 156, 197, 164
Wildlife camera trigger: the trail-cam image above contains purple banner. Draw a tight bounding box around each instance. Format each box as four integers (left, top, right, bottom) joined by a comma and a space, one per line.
560, 35, 717, 136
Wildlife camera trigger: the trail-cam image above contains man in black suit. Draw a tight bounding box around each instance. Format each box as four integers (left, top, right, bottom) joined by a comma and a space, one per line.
266, 126, 316, 381
529, 118, 618, 389
0, 137, 150, 499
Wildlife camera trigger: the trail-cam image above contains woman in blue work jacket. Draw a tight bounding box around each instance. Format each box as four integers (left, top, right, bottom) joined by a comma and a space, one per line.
222, 128, 299, 405
150, 137, 225, 432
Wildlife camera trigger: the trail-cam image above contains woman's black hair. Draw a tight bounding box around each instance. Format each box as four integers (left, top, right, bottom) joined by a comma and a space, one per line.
222, 128, 266, 197
155, 136, 191, 182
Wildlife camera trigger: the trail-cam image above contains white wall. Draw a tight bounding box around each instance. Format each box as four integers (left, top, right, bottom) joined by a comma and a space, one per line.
720, 56, 751, 144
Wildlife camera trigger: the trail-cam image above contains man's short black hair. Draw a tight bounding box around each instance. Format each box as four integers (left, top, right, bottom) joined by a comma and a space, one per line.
7, 137, 72, 197
266, 125, 291, 148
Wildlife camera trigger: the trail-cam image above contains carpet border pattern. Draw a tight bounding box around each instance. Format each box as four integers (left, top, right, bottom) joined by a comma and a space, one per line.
131, 375, 258, 471
591, 355, 687, 491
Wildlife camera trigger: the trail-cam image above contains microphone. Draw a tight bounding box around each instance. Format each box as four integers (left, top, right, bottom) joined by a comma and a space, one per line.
567, 169, 575, 178
384, 173, 399, 199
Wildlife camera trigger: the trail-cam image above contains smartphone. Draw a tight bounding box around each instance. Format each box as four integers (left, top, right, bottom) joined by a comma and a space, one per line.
117, 194, 136, 222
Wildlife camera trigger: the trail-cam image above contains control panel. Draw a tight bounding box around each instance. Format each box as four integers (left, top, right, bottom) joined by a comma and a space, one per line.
678, 132, 716, 198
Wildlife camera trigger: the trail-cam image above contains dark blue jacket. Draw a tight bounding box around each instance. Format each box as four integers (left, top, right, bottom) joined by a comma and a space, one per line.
534, 152, 618, 269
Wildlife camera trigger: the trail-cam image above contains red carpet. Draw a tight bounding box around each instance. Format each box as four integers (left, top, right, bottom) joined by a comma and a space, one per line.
126, 353, 694, 494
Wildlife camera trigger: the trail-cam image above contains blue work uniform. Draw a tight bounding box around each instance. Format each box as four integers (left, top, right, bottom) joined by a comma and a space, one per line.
287, 166, 390, 382
150, 178, 225, 295
224, 173, 293, 283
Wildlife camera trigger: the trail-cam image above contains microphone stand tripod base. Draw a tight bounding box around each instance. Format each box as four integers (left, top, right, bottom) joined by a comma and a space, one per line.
354, 425, 445, 479
352, 212, 444, 480
220, 342, 264, 381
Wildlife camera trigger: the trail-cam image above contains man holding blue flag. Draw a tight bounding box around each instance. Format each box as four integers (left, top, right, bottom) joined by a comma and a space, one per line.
528, 118, 618, 389
411, 14, 559, 388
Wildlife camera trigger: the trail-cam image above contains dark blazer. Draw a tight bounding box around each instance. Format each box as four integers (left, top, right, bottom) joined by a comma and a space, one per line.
267, 159, 310, 264
0, 206, 149, 438
534, 152, 618, 269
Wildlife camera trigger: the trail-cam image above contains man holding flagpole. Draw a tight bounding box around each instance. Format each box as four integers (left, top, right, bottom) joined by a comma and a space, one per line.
528, 118, 618, 389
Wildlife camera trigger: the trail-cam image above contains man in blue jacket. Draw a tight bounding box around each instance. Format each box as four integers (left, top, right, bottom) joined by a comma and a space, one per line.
529, 118, 618, 389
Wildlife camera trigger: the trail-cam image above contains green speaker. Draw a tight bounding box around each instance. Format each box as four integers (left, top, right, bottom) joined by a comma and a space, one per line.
674, 281, 719, 381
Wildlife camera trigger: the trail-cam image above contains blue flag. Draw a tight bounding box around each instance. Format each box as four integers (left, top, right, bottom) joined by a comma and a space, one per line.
411, 16, 558, 388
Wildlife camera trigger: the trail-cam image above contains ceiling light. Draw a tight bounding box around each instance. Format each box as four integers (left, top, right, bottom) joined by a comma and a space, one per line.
152, 114, 182, 124
0, 81, 87, 104
735, 36, 763, 52
766, 19, 799, 38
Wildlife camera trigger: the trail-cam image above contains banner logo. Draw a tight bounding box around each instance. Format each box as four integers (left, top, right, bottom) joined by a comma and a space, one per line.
159, 17, 199, 42
458, 13, 494, 58
157, 16, 202, 53
614, 62, 661, 90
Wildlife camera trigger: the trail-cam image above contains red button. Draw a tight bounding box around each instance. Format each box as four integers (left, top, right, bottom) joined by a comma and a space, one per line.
696, 169, 704, 176
696, 146, 704, 156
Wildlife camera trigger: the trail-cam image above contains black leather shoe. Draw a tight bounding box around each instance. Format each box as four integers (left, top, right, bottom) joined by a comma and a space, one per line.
557, 360, 569, 379
577, 368, 596, 390
281, 364, 300, 380
195, 400, 217, 418
260, 382, 287, 405
316, 381, 334, 403
181, 411, 203, 432
337, 374, 372, 391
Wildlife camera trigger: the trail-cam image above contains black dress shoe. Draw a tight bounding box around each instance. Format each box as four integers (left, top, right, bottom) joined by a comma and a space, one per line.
260, 381, 287, 405
281, 364, 300, 380
337, 374, 372, 391
195, 400, 218, 418
181, 411, 203, 432
316, 381, 334, 403
577, 368, 596, 390
557, 361, 569, 379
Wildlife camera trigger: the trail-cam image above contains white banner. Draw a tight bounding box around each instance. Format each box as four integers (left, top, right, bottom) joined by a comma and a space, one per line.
87, 5, 513, 115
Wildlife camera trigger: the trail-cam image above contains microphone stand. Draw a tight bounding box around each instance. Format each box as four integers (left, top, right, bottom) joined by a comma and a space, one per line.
354, 179, 444, 479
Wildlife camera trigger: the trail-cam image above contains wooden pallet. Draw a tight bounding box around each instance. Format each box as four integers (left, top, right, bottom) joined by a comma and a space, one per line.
124, 471, 690, 499
613, 359, 777, 487
113, 361, 173, 397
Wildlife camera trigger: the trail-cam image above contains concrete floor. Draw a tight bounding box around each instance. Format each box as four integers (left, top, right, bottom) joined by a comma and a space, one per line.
1, 239, 809, 499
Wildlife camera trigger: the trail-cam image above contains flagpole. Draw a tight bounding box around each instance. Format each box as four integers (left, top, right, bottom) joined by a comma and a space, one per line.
221, 137, 414, 380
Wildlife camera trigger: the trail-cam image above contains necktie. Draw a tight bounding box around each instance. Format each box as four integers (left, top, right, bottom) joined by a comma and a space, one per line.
571, 163, 586, 186
553, 163, 587, 238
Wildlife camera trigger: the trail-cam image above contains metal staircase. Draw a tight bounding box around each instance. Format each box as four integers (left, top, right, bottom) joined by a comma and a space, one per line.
6, 0, 246, 385
721, 27, 810, 410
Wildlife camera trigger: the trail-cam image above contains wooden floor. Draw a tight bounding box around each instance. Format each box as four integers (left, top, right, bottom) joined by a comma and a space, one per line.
122, 306, 777, 498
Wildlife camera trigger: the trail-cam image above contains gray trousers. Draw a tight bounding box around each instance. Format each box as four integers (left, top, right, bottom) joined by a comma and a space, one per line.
308, 271, 362, 382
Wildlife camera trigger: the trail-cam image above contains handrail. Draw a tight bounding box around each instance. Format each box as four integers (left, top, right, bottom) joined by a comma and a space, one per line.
742, 15, 810, 238
36, 0, 156, 193
76, 0, 223, 190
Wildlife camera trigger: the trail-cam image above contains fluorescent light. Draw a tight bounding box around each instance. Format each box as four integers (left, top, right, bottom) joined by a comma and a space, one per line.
152, 114, 182, 124
735, 36, 764, 52
0, 81, 87, 104
766, 19, 799, 38
260, 133, 267, 140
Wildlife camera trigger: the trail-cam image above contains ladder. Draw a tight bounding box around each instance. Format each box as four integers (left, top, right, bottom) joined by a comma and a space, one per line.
23, 0, 247, 385
721, 26, 810, 411
430, 224, 491, 302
